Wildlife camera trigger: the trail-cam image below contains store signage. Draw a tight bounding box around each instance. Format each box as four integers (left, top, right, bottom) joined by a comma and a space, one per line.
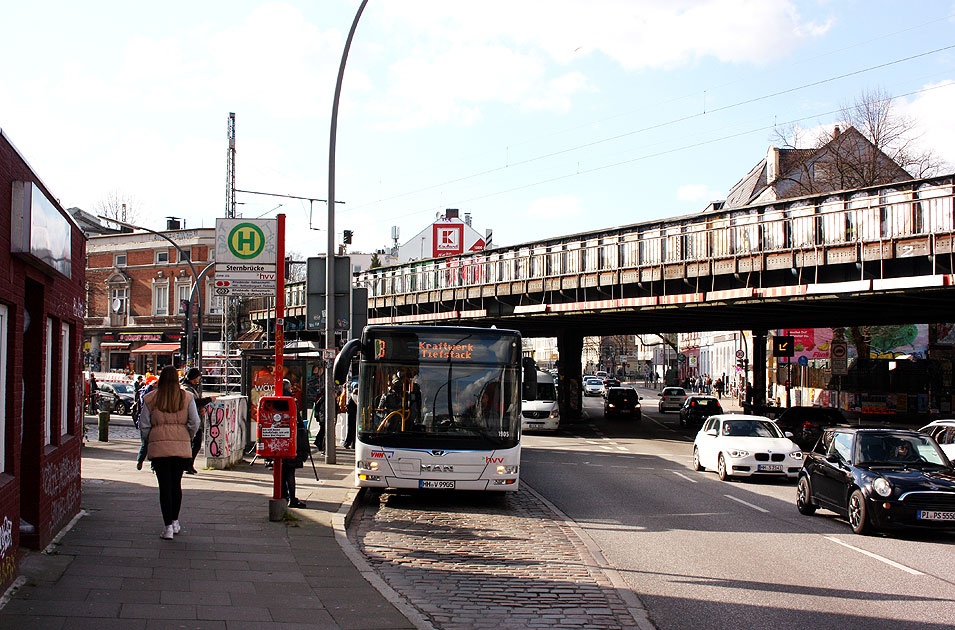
831, 341, 848, 375
119, 333, 164, 342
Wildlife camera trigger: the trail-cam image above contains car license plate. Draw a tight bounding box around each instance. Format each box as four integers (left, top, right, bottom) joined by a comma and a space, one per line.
528, 422, 543, 428
420, 480, 455, 489
757, 464, 783, 472
918, 510, 955, 521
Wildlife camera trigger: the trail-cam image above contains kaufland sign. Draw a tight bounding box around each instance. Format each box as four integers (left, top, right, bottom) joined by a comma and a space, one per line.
433, 222, 463, 256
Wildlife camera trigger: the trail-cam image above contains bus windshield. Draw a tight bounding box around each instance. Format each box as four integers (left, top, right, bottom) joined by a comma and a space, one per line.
357, 329, 522, 450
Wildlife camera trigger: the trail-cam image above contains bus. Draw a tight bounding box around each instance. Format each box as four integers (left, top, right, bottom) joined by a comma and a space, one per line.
333, 325, 523, 491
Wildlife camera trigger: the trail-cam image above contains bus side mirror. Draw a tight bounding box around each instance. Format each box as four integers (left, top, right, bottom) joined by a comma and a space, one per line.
333, 339, 363, 385
522, 357, 537, 402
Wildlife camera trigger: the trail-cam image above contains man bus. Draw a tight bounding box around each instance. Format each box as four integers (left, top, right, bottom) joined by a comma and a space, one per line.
333, 325, 522, 491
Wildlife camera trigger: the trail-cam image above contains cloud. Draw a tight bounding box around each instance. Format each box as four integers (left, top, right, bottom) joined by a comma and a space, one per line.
900, 80, 955, 169
676, 184, 723, 203
526, 195, 584, 218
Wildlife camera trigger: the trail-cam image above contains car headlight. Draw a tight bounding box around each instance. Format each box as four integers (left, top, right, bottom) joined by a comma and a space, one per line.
726, 450, 750, 458
549, 408, 559, 418
789, 450, 804, 460
496, 465, 518, 474
608, 403, 615, 408
873, 477, 892, 497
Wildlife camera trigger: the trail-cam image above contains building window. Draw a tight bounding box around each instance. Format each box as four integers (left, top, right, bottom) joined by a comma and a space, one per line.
0, 305, 7, 472
46, 317, 54, 445
61, 322, 71, 436
110, 286, 128, 313
154, 283, 169, 316
206, 280, 224, 314
156, 250, 169, 264
181, 249, 191, 262
177, 282, 192, 313
115, 253, 127, 267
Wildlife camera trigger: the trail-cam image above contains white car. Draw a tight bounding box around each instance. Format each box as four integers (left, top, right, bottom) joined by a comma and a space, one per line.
583, 378, 603, 396
657, 387, 687, 413
918, 419, 955, 461
692, 414, 803, 481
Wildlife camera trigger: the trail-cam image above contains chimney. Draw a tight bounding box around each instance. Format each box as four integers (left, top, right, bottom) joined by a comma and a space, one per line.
166, 217, 181, 230
766, 146, 780, 183
833, 125, 841, 138
464, 212, 472, 226
445, 208, 459, 220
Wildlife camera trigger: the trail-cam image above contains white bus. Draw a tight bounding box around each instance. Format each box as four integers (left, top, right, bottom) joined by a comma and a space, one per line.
334, 325, 523, 491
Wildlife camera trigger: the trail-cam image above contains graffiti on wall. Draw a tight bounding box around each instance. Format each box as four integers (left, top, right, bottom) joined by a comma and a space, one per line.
43, 453, 81, 529
205, 395, 246, 463
0, 516, 14, 586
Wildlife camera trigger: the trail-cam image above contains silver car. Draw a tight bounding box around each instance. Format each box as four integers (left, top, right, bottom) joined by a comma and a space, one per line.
583, 378, 603, 396
658, 387, 687, 413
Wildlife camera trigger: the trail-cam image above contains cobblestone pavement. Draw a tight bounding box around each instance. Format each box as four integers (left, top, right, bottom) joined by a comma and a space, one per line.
350, 487, 642, 629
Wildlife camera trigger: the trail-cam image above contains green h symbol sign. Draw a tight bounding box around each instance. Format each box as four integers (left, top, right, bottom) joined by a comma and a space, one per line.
228, 223, 266, 260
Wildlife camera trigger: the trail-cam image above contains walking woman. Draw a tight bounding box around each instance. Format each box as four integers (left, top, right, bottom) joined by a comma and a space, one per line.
139, 366, 200, 540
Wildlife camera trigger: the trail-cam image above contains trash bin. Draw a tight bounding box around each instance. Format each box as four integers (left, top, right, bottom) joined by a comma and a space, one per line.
98, 411, 110, 442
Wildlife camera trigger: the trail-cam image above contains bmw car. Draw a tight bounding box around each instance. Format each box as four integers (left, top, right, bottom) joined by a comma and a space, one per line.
693, 414, 803, 481
797, 427, 955, 535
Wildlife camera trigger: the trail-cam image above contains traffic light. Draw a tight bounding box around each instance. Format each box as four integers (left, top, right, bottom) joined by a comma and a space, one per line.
343, 229, 353, 244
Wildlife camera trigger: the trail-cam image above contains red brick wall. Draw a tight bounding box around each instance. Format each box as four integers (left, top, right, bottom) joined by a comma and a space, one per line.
0, 132, 85, 592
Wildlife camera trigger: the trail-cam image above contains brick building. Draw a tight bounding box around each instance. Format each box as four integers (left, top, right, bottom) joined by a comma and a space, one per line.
0, 128, 86, 592
85, 225, 223, 373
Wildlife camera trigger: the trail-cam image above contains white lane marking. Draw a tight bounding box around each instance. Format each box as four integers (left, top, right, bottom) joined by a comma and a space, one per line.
672, 471, 697, 483
649, 418, 675, 432
616, 446, 628, 451
600, 445, 613, 451
823, 536, 924, 576
724, 494, 769, 513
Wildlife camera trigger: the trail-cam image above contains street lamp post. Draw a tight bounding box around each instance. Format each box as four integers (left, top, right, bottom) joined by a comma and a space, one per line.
99, 216, 205, 374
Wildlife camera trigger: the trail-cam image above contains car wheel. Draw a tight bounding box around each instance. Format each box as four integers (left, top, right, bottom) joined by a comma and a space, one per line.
692, 447, 702, 471
796, 476, 816, 515
848, 489, 872, 535
717, 453, 729, 481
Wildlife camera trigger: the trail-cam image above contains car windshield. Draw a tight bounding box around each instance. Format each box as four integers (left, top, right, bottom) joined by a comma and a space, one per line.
585, 378, 602, 385
722, 419, 783, 438
112, 383, 134, 394
534, 381, 557, 401
856, 433, 950, 467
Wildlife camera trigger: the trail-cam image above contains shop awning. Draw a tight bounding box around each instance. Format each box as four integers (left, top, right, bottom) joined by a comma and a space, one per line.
100, 342, 130, 349
131, 343, 180, 354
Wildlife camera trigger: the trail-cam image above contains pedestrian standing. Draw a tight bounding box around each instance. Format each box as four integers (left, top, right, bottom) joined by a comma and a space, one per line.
140, 366, 199, 540
343, 382, 357, 448
181, 368, 213, 475
88, 373, 98, 413
280, 379, 309, 508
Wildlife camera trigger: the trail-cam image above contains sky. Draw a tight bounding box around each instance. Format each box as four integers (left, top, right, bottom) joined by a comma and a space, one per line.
2, 0, 954, 260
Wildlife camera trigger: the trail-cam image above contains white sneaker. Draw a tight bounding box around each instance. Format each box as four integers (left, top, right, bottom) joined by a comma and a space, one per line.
172, 520, 182, 534
161, 525, 174, 540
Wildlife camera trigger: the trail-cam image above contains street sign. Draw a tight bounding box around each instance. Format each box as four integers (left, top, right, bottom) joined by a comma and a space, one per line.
773, 335, 795, 358
678, 354, 687, 363
831, 341, 848, 375
735, 349, 745, 359
323, 348, 337, 359
215, 218, 278, 297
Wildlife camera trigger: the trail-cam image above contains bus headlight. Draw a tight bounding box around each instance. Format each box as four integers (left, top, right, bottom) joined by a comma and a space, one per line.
357, 461, 379, 471
496, 465, 518, 475
549, 408, 559, 419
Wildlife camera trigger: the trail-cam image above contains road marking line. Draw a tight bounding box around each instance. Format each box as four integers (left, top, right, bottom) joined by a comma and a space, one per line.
724, 494, 769, 513
823, 536, 924, 575
672, 471, 697, 483
616, 446, 628, 451
649, 417, 676, 432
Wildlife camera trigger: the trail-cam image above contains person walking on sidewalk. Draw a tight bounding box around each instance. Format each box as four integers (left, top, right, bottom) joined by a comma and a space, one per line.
140, 365, 200, 540
181, 368, 213, 475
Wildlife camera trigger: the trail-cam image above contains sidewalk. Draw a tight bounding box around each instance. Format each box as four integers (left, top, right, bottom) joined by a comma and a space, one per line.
1, 435, 415, 630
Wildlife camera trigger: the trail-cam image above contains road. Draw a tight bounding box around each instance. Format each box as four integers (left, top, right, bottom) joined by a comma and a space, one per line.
522, 389, 955, 629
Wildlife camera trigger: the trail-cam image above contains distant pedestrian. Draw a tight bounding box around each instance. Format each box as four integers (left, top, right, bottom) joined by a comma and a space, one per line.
714, 379, 724, 399
88, 373, 98, 413
181, 368, 213, 475
140, 366, 199, 540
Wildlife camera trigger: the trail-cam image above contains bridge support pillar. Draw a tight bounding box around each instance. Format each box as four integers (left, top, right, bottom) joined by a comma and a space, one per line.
752, 329, 767, 410
557, 332, 583, 421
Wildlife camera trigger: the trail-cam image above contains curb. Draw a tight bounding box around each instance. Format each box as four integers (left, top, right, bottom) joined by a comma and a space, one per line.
523, 483, 657, 630
332, 487, 437, 630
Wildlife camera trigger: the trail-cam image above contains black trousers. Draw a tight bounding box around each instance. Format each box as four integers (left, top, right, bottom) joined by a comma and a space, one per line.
190, 423, 203, 466
153, 458, 187, 526
281, 460, 298, 500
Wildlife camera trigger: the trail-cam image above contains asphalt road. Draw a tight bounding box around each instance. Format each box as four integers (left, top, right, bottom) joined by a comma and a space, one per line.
521, 391, 955, 630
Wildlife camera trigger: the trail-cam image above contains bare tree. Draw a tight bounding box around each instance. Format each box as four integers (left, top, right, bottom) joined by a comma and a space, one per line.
94, 189, 141, 224
285, 250, 307, 283
772, 88, 946, 196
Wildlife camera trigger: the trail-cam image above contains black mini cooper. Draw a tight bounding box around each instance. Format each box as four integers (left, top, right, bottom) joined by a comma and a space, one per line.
797, 427, 955, 534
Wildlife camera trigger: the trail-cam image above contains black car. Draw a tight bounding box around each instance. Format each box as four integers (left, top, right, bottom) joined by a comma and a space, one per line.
774, 406, 847, 450
96, 382, 135, 415
604, 387, 641, 419
797, 427, 955, 534
678, 395, 723, 427
601, 379, 621, 396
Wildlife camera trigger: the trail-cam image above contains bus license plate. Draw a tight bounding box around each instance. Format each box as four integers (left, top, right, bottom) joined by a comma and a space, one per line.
528, 422, 543, 428
420, 480, 455, 489
918, 510, 955, 521
757, 464, 783, 472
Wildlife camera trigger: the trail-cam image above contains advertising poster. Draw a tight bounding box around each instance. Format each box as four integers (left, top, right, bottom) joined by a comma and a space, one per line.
781, 328, 834, 361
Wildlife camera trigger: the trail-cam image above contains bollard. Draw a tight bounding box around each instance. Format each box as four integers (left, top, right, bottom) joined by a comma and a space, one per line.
98, 411, 110, 442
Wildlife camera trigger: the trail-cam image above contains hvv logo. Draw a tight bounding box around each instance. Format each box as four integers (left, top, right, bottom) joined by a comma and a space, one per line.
370, 450, 395, 459
484, 457, 504, 464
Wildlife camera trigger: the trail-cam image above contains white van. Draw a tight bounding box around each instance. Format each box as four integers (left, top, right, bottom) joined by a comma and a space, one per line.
521, 370, 559, 431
